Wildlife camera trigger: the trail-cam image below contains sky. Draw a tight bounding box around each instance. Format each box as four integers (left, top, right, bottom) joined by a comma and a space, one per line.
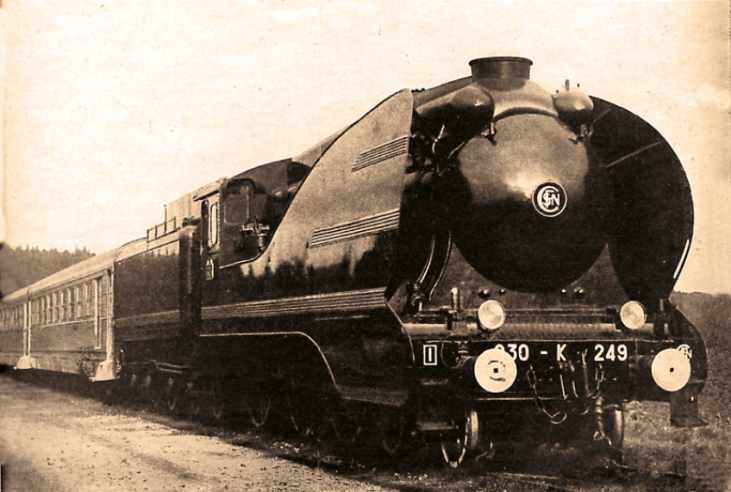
1, 0, 729, 294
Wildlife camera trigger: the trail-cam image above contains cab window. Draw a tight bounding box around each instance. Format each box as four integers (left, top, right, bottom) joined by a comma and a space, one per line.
202, 199, 219, 249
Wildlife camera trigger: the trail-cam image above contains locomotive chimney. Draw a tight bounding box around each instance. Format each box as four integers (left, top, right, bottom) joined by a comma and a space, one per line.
470, 56, 532, 80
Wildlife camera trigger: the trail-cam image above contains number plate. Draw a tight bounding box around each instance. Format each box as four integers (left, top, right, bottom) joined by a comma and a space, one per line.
490, 342, 633, 363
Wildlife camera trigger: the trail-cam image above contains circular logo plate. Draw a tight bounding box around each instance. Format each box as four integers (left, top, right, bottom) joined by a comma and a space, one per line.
474, 348, 517, 393
651, 348, 692, 392
533, 182, 567, 217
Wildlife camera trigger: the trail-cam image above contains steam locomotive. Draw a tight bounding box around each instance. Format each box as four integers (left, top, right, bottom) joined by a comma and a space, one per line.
0, 57, 707, 466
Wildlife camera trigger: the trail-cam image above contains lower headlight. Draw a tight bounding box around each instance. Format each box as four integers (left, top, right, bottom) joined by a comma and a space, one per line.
477, 300, 506, 331
620, 300, 646, 330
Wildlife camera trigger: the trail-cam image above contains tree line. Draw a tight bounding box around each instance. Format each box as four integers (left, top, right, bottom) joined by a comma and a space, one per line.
0, 244, 96, 298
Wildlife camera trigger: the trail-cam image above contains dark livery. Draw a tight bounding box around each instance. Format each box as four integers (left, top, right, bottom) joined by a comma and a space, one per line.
0, 57, 707, 466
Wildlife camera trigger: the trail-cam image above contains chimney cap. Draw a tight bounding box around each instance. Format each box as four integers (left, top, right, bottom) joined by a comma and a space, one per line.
470, 57, 533, 80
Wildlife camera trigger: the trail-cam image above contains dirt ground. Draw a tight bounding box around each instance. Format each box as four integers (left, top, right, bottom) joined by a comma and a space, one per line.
0, 374, 390, 492
1, 371, 730, 492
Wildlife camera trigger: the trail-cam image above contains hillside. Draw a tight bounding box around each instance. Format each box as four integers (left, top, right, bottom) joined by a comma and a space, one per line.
672, 291, 731, 423
0, 244, 95, 298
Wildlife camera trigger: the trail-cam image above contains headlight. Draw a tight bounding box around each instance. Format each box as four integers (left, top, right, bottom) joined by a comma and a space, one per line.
477, 300, 506, 331
619, 301, 646, 330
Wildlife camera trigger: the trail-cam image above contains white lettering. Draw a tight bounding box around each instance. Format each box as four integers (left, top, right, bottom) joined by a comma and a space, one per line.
595, 344, 605, 362
518, 344, 530, 361
557, 343, 567, 362
508, 343, 518, 360
423, 345, 438, 366
595, 344, 628, 362
617, 344, 628, 361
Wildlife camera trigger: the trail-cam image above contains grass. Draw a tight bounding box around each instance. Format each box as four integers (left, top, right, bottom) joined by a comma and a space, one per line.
618, 292, 731, 490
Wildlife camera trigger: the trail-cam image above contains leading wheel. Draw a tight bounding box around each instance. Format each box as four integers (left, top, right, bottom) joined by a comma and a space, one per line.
440, 409, 480, 468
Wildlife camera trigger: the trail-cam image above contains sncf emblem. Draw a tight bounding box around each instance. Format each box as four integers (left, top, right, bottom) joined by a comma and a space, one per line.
533, 182, 567, 217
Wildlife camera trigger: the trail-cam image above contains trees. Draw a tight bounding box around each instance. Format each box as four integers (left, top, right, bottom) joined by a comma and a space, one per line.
0, 245, 95, 298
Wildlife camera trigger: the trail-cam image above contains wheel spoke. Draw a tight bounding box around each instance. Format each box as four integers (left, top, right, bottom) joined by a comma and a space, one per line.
377, 407, 415, 457
165, 377, 179, 413
186, 382, 201, 417
286, 391, 324, 438
209, 380, 228, 421
243, 386, 271, 428
328, 409, 364, 446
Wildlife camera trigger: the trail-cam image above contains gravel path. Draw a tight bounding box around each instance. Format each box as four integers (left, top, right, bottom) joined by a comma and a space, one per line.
2, 371, 728, 492
0, 374, 390, 492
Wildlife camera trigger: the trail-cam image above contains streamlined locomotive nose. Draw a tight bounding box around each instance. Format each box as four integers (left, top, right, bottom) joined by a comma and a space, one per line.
443, 112, 611, 292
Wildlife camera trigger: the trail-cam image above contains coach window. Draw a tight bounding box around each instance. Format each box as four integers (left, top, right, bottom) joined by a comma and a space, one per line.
62, 290, 66, 320
82, 283, 88, 318
92, 279, 100, 339
74, 287, 80, 319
